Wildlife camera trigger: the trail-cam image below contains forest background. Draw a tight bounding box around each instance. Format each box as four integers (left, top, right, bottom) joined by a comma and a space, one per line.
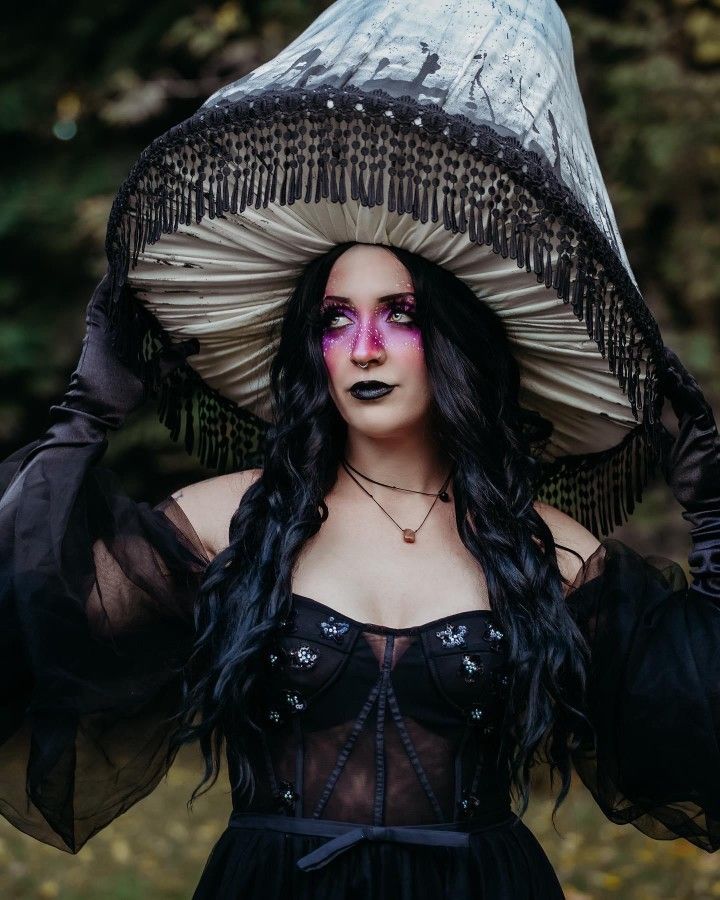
1, 0, 719, 897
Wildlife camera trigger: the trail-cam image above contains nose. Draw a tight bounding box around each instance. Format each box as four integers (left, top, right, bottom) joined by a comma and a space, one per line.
350, 317, 386, 368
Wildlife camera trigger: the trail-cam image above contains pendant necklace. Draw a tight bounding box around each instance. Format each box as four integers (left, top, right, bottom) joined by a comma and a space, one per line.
340, 459, 454, 543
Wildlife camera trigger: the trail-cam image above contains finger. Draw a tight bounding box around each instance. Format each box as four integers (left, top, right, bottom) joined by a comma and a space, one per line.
658, 346, 702, 405
84, 275, 113, 328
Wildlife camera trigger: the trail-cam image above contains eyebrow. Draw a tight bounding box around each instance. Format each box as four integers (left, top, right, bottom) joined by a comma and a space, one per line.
321, 292, 415, 306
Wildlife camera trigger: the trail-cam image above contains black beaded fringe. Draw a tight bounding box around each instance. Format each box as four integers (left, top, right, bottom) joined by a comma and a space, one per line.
104, 85, 668, 536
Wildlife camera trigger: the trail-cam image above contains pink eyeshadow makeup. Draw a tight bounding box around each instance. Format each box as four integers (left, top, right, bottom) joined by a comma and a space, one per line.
319, 295, 423, 360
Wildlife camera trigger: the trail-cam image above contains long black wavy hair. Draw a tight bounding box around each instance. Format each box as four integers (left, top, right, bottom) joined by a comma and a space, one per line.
166, 241, 593, 822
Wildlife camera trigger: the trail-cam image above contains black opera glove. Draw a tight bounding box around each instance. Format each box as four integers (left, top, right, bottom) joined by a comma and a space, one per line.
58, 272, 200, 430
657, 346, 720, 602
16, 273, 200, 476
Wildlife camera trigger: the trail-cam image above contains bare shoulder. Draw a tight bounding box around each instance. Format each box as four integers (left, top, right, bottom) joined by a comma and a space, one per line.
171, 467, 263, 558
532, 500, 602, 584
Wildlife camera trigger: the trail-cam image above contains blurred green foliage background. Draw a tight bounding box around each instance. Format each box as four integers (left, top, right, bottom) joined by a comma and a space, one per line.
1, 0, 719, 897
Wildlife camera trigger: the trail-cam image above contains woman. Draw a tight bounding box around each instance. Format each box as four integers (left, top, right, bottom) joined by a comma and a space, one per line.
173, 239, 602, 897
0, 239, 717, 899
1, 0, 719, 896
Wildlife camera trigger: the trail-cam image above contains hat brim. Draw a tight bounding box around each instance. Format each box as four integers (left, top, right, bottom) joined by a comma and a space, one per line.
106, 86, 667, 536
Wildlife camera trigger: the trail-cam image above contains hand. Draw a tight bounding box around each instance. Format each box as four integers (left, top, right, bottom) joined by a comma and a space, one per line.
4, 273, 200, 497
658, 346, 715, 424
59, 273, 199, 430
656, 346, 720, 526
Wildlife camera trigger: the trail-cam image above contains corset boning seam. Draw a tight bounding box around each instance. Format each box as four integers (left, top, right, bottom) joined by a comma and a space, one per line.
373, 634, 395, 824
469, 742, 485, 796
454, 727, 470, 813
385, 679, 445, 822
311, 669, 385, 818
294, 716, 304, 818
259, 729, 279, 797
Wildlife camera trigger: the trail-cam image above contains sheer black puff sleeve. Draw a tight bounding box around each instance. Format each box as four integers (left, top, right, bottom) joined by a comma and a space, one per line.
566, 537, 720, 852
0, 438, 210, 853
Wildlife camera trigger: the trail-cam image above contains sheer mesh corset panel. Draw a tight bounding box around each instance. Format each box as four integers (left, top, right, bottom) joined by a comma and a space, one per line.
229, 593, 515, 825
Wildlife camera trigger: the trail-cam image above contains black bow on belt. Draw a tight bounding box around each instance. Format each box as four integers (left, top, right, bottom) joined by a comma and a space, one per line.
227, 809, 516, 872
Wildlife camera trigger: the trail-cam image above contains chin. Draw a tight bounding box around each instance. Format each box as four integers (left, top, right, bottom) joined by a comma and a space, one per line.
345, 407, 428, 438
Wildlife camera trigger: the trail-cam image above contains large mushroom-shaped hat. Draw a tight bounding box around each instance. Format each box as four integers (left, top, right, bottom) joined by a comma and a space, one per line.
105, 0, 670, 536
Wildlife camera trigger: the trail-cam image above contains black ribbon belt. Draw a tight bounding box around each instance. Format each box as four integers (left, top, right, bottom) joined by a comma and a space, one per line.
227, 810, 517, 872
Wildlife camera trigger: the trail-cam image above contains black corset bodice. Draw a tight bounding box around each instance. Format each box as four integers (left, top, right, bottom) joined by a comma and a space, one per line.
2, 449, 717, 857
230, 594, 515, 825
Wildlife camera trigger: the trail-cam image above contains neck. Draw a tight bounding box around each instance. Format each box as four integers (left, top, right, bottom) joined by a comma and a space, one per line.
342, 423, 452, 493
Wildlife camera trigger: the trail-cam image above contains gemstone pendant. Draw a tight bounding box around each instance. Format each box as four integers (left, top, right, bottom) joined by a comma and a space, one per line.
439, 491, 450, 502
402, 528, 416, 543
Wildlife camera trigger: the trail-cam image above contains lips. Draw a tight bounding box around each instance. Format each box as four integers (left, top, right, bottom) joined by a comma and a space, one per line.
349, 380, 395, 400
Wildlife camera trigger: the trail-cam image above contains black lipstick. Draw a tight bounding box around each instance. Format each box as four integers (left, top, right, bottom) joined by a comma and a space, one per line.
349, 380, 395, 400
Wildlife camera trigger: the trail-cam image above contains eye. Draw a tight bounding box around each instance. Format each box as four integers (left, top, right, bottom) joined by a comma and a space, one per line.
321, 307, 351, 329
387, 305, 416, 325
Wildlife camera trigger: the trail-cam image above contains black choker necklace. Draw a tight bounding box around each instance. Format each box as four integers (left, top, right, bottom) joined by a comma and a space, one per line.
341, 458, 453, 502
340, 460, 454, 543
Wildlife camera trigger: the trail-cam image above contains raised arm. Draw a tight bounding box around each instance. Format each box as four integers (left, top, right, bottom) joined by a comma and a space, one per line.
0, 274, 207, 853
563, 346, 720, 852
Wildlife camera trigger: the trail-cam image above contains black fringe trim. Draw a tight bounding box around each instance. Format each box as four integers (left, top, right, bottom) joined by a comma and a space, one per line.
104, 85, 667, 536
109, 282, 268, 471
536, 421, 672, 538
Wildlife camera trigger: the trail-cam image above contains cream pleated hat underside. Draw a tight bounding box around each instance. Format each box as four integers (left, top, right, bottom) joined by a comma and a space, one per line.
128, 197, 641, 464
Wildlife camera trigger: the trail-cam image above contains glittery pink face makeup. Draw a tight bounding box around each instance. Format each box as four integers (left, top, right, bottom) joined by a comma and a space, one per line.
318, 245, 433, 431
320, 293, 424, 366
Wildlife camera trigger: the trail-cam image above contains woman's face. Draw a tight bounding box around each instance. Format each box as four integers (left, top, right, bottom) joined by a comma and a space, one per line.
320, 245, 433, 438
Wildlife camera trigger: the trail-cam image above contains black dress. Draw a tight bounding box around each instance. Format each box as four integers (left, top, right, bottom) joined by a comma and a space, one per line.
0, 438, 718, 899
